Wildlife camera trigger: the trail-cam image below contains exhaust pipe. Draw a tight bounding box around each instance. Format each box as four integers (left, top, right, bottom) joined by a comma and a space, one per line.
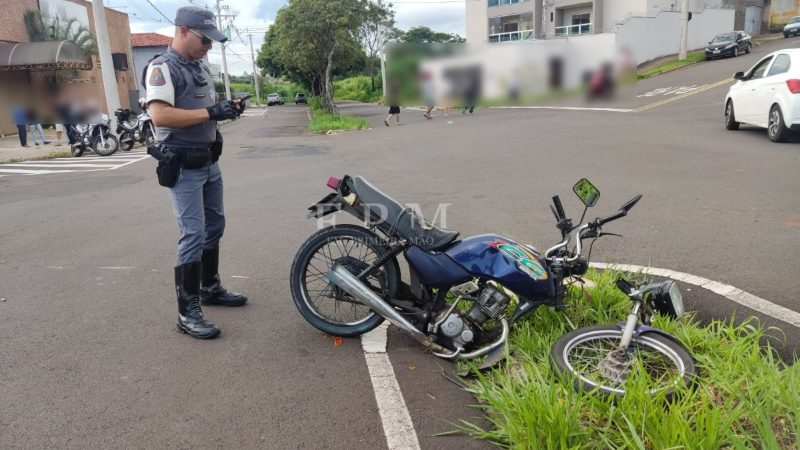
326, 264, 448, 353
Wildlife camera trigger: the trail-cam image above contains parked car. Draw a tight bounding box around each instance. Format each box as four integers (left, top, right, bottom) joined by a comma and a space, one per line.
724, 49, 800, 142
705, 31, 751, 60
295, 93, 307, 104
784, 16, 800, 37
267, 93, 284, 106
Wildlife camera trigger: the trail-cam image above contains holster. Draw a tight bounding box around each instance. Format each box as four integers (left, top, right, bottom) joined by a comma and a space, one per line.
155, 149, 181, 188
211, 130, 223, 162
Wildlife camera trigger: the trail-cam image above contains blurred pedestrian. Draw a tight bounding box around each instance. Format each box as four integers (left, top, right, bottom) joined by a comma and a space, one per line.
421, 71, 435, 120
27, 107, 50, 146
384, 78, 401, 126
12, 105, 28, 147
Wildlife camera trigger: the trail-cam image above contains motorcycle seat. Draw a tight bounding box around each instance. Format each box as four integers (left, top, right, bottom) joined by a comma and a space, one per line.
351, 176, 460, 251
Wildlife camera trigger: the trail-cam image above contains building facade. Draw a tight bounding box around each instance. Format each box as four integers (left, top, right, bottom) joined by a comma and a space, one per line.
466, 0, 770, 44
0, 0, 134, 136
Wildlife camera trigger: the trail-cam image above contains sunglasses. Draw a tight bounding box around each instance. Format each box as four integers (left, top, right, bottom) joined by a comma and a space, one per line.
188, 29, 212, 46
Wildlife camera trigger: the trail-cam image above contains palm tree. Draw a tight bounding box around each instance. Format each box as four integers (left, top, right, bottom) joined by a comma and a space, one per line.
23, 9, 98, 82
23, 9, 98, 56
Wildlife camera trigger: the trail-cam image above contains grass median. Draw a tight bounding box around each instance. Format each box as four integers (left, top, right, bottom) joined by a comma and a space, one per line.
457, 268, 799, 449
637, 51, 707, 80
306, 96, 370, 134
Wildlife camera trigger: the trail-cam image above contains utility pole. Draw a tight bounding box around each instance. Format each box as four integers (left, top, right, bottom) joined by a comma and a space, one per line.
678, 0, 689, 60
248, 33, 261, 106
216, 0, 232, 100
91, 0, 121, 123
380, 50, 387, 102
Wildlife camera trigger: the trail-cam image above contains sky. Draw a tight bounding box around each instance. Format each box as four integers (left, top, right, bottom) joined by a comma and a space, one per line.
111, 0, 466, 76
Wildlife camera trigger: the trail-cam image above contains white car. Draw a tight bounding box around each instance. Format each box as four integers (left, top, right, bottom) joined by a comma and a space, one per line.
724, 48, 800, 142
267, 93, 284, 106
784, 16, 800, 37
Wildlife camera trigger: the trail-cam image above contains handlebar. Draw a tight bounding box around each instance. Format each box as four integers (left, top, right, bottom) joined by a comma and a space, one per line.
552, 195, 566, 221
545, 193, 642, 264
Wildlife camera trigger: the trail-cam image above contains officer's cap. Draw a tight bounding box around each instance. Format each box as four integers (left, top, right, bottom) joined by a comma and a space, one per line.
175, 6, 227, 43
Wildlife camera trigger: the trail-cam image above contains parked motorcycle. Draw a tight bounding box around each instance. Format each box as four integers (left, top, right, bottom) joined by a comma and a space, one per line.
69, 114, 119, 157
114, 108, 155, 152
290, 176, 695, 396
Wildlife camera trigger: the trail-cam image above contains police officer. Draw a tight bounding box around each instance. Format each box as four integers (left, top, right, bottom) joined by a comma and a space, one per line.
145, 7, 247, 339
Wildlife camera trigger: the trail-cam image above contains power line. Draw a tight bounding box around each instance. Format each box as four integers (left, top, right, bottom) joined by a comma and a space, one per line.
143, 0, 173, 24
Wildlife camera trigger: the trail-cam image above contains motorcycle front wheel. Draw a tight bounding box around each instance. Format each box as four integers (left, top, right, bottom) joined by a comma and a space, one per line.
289, 225, 400, 337
92, 134, 119, 156
550, 325, 696, 397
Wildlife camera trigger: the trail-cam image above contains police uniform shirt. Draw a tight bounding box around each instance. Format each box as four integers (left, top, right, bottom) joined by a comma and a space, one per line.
145, 47, 217, 147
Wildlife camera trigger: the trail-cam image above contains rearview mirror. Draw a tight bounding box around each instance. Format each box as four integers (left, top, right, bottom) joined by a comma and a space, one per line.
733, 71, 745, 80
573, 178, 600, 207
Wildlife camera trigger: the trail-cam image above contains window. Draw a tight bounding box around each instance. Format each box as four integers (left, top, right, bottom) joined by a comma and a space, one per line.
767, 54, 791, 76
488, 0, 528, 7
572, 13, 590, 26
749, 56, 773, 80
488, 12, 534, 41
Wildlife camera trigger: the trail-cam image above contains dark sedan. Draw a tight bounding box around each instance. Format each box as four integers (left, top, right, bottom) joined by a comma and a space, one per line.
705, 31, 751, 60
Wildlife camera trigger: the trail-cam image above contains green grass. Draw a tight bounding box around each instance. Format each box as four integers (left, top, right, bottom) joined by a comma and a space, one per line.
333, 75, 382, 103
637, 50, 707, 80
457, 268, 799, 449
307, 110, 369, 134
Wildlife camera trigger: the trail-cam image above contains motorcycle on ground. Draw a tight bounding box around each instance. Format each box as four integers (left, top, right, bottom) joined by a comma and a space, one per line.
69, 114, 119, 157
114, 108, 155, 152
290, 176, 695, 396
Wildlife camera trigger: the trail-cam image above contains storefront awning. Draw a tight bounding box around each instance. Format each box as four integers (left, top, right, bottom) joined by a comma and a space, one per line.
0, 41, 92, 72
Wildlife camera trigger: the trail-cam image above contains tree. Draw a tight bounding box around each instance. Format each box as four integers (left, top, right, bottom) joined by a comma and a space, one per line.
357, 0, 395, 91
24, 9, 98, 56
24, 9, 98, 83
400, 26, 465, 44
258, 0, 369, 113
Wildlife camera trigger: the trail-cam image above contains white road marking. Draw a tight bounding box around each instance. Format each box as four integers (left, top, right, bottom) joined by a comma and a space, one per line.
99, 266, 135, 270
3, 163, 120, 168
230, 275, 249, 279
361, 322, 421, 450
491, 106, 633, 113
0, 153, 150, 177
591, 262, 800, 328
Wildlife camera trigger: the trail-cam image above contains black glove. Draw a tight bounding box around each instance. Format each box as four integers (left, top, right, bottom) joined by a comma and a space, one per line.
233, 98, 247, 116
207, 101, 238, 121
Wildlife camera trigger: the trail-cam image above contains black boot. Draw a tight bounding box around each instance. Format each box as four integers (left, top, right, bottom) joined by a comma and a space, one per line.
200, 248, 248, 306
175, 261, 221, 339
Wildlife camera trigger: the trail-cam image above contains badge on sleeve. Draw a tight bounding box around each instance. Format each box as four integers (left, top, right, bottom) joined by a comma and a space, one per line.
149, 67, 166, 86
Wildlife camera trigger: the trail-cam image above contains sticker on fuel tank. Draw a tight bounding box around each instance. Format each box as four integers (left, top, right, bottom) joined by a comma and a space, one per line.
487, 240, 548, 280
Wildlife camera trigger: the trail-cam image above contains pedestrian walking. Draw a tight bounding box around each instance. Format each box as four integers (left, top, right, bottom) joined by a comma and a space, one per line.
27, 108, 50, 146
421, 71, 435, 120
145, 6, 247, 339
12, 105, 28, 147
384, 78, 402, 126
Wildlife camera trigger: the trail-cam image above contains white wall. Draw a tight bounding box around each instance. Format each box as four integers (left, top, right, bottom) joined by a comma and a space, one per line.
603, 0, 647, 33
466, 0, 489, 43
615, 8, 734, 64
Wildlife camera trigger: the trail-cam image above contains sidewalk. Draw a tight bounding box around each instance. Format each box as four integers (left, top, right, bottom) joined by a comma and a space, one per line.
0, 128, 70, 164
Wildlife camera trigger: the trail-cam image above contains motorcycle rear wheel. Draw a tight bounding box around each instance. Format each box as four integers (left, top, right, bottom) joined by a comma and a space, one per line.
550, 325, 696, 397
119, 132, 134, 151
290, 225, 400, 337
92, 134, 119, 156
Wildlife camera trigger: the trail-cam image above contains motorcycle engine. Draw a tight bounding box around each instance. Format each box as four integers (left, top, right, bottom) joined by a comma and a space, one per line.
435, 284, 510, 350
467, 284, 511, 325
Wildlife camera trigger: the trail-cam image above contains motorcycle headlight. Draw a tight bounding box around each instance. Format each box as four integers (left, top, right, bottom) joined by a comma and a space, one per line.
644, 280, 684, 318
101, 114, 110, 125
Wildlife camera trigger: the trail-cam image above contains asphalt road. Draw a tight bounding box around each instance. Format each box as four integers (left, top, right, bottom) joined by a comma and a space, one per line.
1, 36, 799, 448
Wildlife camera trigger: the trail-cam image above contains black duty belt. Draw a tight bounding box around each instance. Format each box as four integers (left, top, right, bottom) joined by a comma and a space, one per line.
164, 146, 213, 169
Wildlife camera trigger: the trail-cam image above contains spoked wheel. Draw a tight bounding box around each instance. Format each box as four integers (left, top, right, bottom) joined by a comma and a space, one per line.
91, 134, 119, 156
550, 325, 696, 397
290, 225, 400, 337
